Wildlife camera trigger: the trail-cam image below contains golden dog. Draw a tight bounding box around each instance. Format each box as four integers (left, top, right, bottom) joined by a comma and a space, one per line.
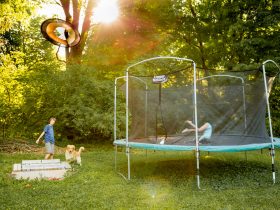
65, 145, 85, 165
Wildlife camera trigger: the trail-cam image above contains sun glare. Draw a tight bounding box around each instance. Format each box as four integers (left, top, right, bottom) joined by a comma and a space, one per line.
36, 3, 64, 18
93, 0, 119, 24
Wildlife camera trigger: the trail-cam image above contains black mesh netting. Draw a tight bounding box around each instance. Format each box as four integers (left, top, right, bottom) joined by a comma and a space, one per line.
117, 58, 275, 146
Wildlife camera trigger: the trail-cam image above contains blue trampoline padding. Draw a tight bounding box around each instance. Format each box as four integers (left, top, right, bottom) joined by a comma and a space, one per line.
114, 138, 280, 152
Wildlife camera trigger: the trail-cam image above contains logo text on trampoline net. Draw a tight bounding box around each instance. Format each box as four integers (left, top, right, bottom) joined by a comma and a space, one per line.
153, 75, 168, 83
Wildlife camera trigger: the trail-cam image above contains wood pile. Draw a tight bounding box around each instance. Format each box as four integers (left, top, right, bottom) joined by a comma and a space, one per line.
0, 140, 65, 154
0, 141, 41, 153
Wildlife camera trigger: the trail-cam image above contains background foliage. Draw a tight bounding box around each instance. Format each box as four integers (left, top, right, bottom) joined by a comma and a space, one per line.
0, 0, 279, 142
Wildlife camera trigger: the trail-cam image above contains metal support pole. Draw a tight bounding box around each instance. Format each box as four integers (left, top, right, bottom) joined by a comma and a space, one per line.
124, 56, 197, 181
145, 87, 148, 137
155, 83, 162, 143
193, 62, 200, 189
114, 79, 118, 142
126, 147, 131, 180
155, 107, 158, 143
115, 145, 117, 171
126, 70, 130, 180
242, 83, 247, 130
262, 60, 279, 184
196, 150, 200, 187
114, 76, 147, 181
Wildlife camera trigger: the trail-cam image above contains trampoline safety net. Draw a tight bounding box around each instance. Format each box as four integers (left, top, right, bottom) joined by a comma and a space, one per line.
115, 57, 276, 147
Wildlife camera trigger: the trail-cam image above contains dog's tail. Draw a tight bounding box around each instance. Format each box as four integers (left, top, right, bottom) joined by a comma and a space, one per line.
79, 147, 85, 154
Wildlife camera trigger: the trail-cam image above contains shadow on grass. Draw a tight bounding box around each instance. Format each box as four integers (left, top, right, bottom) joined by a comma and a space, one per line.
116, 150, 275, 190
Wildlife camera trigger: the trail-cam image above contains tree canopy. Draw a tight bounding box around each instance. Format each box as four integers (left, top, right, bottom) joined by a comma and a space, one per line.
0, 0, 279, 142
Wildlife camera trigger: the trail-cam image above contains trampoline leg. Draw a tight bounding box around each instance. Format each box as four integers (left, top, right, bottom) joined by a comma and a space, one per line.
126, 147, 131, 180
272, 166, 276, 184
272, 161, 276, 184
114, 146, 130, 181
270, 148, 276, 184
245, 152, 248, 161
196, 150, 201, 189
114, 145, 117, 171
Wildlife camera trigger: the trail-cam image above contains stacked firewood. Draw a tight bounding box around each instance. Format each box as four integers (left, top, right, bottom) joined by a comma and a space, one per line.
0, 140, 66, 154
0, 140, 41, 153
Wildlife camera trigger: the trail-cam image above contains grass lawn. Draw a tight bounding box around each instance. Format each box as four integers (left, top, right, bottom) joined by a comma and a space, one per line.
1, 143, 280, 209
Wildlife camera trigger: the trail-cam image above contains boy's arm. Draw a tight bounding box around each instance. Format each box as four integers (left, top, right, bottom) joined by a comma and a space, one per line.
36, 131, 45, 144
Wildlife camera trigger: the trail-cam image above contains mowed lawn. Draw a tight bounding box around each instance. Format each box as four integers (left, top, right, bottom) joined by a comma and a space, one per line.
1, 143, 280, 209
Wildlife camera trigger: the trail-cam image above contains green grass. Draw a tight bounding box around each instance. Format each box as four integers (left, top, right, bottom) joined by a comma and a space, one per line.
1, 144, 280, 209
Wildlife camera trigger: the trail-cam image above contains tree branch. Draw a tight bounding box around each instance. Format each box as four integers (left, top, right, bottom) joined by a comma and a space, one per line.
188, 0, 208, 70
72, 0, 81, 30
60, 0, 72, 22
80, 0, 95, 47
69, 0, 95, 62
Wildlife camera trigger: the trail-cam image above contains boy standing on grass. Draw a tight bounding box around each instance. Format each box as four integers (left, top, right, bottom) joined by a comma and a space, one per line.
36, 117, 56, 159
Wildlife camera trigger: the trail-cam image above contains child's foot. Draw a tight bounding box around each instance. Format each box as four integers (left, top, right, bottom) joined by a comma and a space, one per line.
182, 128, 189, 133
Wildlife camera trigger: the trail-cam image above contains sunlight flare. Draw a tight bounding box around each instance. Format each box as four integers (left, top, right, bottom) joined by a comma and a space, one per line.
36, 3, 64, 18
93, 0, 119, 24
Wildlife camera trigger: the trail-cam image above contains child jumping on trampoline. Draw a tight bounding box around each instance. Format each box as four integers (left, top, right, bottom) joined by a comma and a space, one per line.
36, 117, 56, 159
182, 120, 212, 143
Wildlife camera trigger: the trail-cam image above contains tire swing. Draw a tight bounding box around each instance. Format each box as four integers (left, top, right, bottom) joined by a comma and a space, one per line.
41, 18, 81, 47
41, 18, 81, 62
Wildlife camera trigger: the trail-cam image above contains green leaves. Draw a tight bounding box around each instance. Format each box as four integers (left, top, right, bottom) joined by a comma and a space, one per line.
53, 64, 117, 141
0, 0, 39, 34
0, 0, 279, 141
167, 0, 280, 68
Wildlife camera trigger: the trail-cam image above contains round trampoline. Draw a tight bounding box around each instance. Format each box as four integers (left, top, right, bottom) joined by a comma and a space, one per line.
113, 56, 280, 188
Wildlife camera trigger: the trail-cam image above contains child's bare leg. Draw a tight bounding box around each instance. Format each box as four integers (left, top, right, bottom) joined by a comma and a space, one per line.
44, 153, 51, 159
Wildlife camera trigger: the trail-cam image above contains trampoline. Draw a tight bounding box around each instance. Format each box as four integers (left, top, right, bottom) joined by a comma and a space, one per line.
113, 56, 280, 188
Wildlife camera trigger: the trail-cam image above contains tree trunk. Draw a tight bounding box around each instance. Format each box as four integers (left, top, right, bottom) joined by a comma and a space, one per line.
60, 0, 95, 65
188, 0, 208, 74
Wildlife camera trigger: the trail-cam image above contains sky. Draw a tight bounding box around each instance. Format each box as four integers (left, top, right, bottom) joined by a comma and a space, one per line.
36, 2, 64, 19
36, 0, 119, 24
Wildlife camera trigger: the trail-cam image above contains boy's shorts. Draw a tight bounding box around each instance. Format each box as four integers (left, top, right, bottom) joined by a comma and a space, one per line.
199, 135, 211, 142
45, 142, 55, 154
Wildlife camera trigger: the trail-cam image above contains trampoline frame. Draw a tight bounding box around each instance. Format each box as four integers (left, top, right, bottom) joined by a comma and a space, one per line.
113, 56, 280, 188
